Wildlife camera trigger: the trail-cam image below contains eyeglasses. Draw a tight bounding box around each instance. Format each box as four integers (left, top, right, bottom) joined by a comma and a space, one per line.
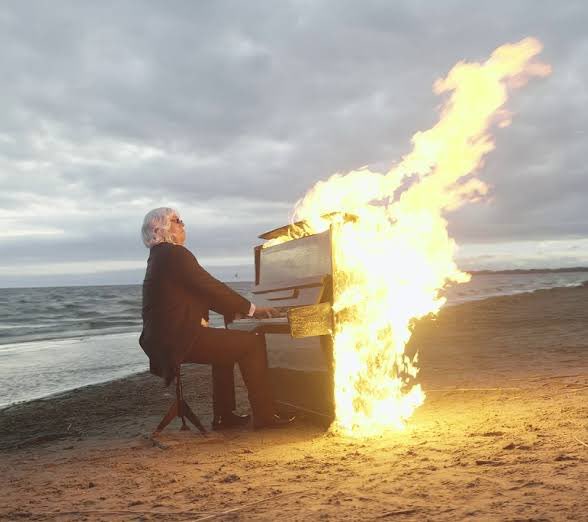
171, 217, 184, 226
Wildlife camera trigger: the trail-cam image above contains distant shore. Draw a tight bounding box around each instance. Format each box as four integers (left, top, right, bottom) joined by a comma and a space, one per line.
1, 285, 587, 520
469, 266, 588, 275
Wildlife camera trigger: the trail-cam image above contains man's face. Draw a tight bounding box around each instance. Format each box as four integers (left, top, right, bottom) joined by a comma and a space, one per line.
170, 215, 186, 246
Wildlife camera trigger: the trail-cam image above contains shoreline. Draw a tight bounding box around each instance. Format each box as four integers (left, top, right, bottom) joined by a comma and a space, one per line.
0, 368, 147, 413
0, 328, 141, 350
2, 282, 588, 411
2, 284, 587, 430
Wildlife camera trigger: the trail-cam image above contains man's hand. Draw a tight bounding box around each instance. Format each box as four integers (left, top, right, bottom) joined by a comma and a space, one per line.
253, 306, 280, 319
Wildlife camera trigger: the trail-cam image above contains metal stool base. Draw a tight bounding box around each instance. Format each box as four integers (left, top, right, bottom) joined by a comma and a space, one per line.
154, 368, 207, 436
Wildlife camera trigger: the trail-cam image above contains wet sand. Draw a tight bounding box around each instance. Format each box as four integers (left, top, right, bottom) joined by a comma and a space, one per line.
1, 286, 587, 521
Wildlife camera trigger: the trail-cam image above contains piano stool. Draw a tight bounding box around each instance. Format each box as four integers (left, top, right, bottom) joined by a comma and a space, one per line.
153, 365, 207, 436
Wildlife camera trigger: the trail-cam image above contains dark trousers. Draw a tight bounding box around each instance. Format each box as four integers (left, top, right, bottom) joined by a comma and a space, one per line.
183, 328, 275, 424
211, 365, 236, 417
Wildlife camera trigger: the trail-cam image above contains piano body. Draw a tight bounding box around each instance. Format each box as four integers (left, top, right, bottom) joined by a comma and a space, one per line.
228, 217, 351, 423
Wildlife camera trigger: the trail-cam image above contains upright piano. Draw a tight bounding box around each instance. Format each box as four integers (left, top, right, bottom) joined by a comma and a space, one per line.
228, 216, 354, 423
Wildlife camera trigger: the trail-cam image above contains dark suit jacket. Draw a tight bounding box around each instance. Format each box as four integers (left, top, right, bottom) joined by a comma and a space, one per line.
139, 242, 251, 384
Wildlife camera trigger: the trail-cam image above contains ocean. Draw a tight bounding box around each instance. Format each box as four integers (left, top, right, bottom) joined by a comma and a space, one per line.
1, 273, 587, 409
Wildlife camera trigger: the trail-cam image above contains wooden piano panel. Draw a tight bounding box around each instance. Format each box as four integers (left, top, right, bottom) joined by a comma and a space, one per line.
265, 334, 334, 423
265, 334, 329, 371
225, 323, 331, 372
259, 231, 332, 285
252, 285, 324, 309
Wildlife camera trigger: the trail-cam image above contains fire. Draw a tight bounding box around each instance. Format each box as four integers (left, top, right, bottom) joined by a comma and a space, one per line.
270, 38, 551, 436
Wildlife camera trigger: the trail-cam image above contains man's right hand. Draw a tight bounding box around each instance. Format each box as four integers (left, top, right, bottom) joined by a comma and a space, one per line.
253, 306, 280, 319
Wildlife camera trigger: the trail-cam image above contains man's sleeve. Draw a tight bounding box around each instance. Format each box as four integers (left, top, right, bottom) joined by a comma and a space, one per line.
173, 246, 251, 317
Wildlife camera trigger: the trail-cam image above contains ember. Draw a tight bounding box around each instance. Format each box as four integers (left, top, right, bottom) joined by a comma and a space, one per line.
270, 38, 551, 436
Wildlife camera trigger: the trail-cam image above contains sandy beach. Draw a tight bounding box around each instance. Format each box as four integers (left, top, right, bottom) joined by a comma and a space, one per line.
1, 286, 587, 521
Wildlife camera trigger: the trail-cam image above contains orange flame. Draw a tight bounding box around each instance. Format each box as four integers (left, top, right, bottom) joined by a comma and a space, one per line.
274, 38, 551, 436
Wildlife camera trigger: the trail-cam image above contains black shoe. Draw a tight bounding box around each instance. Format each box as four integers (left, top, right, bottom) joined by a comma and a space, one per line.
254, 414, 295, 430
211, 412, 251, 430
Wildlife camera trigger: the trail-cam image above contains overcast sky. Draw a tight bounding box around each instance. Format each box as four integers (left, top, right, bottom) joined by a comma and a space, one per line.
0, 1, 587, 288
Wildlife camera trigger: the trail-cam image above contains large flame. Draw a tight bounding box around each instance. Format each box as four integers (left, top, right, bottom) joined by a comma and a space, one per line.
271, 38, 550, 436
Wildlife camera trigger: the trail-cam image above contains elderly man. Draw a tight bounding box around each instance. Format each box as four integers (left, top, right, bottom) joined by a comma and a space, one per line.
139, 207, 291, 430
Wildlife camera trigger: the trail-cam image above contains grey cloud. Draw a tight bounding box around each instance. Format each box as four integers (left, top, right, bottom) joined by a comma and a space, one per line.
0, 0, 587, 285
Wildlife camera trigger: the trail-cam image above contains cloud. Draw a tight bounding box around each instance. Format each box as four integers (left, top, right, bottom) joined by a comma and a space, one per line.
0, 1, 587, 286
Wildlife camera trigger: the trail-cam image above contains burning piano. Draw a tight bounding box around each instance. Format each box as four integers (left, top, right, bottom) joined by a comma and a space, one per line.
228, 214, 356, 424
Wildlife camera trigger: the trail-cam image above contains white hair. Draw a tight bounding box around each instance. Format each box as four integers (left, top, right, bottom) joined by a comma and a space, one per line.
141, 207, 180, 248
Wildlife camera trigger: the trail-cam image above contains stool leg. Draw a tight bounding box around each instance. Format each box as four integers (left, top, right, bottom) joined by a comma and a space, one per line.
177, 374, 189, 431
154, 400, 178, 434
154, 367, 207, 436
181, 400, 207, 434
